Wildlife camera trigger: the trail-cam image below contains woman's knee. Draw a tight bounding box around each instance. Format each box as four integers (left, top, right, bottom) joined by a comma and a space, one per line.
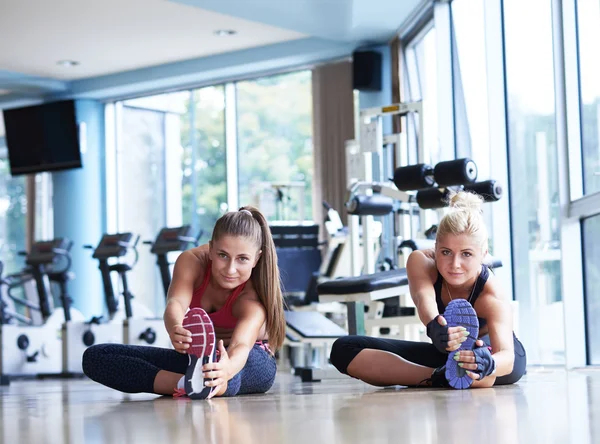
82, 345, 100, 377
82, 344, 113, 378
330, 336, 368, 374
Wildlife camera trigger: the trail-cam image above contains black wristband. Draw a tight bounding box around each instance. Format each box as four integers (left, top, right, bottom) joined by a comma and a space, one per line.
473, 345, 496, 377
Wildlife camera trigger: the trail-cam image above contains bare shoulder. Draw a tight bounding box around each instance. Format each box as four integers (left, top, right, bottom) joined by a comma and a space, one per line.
187, 243, 210, 261
171, 245, 208, 286
233, 282, 266, 319
237, 279, 261, 304
406, 249, 438, 282
475, 276, 512, 319
406, 249, 435, 267
172, 244, 208, 268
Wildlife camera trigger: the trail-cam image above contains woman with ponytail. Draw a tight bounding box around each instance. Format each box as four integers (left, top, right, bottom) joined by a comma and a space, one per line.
82, 206, 285, 399
329, 191, 526, 389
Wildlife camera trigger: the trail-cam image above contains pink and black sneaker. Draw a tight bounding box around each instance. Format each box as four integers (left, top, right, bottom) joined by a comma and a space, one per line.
182, 308, 217, 399
444, 299, 479, 389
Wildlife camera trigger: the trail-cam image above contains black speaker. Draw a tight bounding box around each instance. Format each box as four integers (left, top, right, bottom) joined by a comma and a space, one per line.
353, 50, 382, 92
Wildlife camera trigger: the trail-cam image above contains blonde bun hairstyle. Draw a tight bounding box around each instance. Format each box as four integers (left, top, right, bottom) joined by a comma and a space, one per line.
436, 191, 488, 252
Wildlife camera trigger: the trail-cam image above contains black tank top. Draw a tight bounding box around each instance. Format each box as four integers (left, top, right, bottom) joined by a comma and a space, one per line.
434, 264, 489, 329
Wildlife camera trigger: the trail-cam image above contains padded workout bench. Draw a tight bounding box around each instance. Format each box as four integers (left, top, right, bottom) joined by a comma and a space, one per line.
283, 311, 348, 382
317, 257, 503, 337
317, 268, 413, 336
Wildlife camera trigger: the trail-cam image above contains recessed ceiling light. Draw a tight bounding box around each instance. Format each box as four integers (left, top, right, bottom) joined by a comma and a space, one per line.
57, 60, 80, 67
214, 29, 236, 36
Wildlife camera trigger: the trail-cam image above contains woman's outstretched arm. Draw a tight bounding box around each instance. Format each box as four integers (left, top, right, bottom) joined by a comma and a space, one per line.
406, 250, 440, 325
163, 251, 200, 353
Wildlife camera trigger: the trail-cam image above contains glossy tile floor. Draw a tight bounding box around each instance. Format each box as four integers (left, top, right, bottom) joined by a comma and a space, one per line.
1, 367, 599, 444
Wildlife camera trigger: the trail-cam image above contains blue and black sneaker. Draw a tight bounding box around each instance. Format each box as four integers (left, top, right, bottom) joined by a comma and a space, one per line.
443, 299, 479, 389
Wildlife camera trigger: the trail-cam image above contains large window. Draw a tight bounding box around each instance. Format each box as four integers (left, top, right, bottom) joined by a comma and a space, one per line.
0, 164, 52, 278
1, 113, 29, 275
576, 0, 600, 195
404, 26, 440, 165
109, 71, 312, 312
504, 0, 563, 365
111, 89, 225, 313
115, 104, 168, 313
237, 71, 313, 222
451, 0, 490, 180
582, 214, 600, 364
186, 87, 227, 236
0, 159, 27, 275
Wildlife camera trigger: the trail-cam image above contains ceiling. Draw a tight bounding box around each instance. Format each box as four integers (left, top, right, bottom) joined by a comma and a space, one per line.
0, 0, 423, 103
172, 0, 424, 43
0, 0, 305, 81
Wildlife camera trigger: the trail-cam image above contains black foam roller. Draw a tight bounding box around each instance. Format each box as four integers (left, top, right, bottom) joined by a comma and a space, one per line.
463, 180, 502, 202
434, 158, 478, 186
347, 195, 394, 216
416, 188, 449, 209
393, 164, 435, 191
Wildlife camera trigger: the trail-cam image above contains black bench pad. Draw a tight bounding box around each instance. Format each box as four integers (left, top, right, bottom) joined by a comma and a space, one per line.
317, 257, 503, 295
317, 269, 409, 295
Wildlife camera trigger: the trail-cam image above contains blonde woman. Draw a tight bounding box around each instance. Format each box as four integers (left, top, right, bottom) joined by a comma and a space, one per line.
330, 192, 526, 389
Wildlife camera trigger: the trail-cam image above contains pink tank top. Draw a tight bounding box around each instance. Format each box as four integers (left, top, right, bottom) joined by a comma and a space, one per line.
189, 261, 246, 329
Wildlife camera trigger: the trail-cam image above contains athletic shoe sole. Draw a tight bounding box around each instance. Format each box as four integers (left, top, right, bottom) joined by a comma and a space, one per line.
444, 299, 479, 389
182, 308, 217, 399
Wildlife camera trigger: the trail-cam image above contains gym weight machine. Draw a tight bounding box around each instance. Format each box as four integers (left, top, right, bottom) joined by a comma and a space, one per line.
320, 101, 504, 340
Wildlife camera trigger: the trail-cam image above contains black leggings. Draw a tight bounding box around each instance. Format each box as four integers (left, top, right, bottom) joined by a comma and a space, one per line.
82, 342, 277, 397
330, 333, 527, 386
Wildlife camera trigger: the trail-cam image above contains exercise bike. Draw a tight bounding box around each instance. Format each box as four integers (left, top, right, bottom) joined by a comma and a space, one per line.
64, 233, 175, 374
143, 225, 201, 298
87, 233, 170, 347
1, 239, 84, 385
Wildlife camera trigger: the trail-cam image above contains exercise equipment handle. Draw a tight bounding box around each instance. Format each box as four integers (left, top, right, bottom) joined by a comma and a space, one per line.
129, 235, 140, 268
178, 235, 199, 244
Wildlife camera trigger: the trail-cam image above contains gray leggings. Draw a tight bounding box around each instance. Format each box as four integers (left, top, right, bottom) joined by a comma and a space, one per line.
82, 342, 277, 397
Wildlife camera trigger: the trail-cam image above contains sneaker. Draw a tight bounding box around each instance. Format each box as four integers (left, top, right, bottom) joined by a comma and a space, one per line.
443, 299, 479, 389
430, 365, 451, 388
414, 365, 450, 388
182, 308, 217, 399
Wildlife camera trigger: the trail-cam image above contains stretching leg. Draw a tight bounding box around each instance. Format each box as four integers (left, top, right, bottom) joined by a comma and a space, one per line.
347, 349, 438, 386
330, 335, 446, 386
332, 335, 525, 388
82, 343, 188, 395
222, 344, 277, 397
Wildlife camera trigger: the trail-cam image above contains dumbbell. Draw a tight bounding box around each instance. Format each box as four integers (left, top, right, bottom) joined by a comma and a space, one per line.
415, 180, 503, 209
463, 180, 502, 202
346, 195, 395, 216
393, 158, 478, 191
416, 188, 450, 209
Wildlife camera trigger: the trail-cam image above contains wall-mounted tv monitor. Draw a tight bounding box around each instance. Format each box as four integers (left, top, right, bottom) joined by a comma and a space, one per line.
2, 99, 82, 176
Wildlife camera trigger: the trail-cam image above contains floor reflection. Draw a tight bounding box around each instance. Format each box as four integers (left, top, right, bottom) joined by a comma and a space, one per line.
0, 368, 598, 444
